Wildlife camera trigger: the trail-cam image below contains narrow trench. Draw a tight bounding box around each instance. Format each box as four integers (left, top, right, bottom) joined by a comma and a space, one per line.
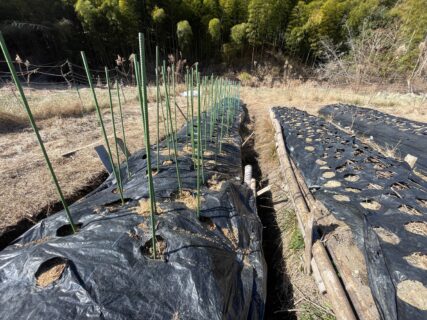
240, 105, 296, 319
0, 171, 108, 250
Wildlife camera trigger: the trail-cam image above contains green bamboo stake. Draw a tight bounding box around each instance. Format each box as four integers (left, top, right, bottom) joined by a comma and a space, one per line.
138, 33, 157, 259
120, 81, 127, 103
155, 46, 160, 171
0, 32, 77, 233
196, 67, 205, 184
196, 65, 204, 215
172, 63, 178, 137
160, 94, 171, 158
205, 74, 214, 149
190, 68, 195, 158
116, 79, 130, 178
185, 70, 190, 145
219, 79, 226, 153
105, 68, 124, 204
81, 52, 125, 205
162, 62, 182, 193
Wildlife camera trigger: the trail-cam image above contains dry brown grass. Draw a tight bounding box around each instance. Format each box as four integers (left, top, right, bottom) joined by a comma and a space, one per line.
0, 85, 188, 231
241, 81, 427, 122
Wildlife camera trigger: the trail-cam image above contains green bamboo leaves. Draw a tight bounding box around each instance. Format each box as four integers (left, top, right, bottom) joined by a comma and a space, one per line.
0, 32, 77, 233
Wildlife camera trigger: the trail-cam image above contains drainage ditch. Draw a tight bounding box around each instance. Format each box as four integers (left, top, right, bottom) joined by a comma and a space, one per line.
240, 105, 296, 319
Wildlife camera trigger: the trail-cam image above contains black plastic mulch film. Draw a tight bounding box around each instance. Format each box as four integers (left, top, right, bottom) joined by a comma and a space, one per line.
273, 107, 427, 320
0, 103, 267, 320
320, 104, 427, 176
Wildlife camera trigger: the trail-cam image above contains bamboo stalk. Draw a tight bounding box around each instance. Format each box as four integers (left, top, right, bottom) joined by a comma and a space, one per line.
81, 52, 125, 205
196, 65, 203, 217
155, 46, 160, 171
172, 63, 178, 137
0, 32, 77, 233
138, 33, 157, 259
105, 68, 124, 204
196, 67, 205, 184
190, 68, 195, 158
162, 62, 182, 193
116, 79, 130, 178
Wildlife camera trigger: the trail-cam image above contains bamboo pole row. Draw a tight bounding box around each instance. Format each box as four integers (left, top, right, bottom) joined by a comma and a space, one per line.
1, 30, 241, 259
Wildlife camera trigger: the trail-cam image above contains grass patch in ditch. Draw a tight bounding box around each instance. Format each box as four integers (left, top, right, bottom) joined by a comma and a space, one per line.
300, 302, 336, 320
284, 209, 304, 252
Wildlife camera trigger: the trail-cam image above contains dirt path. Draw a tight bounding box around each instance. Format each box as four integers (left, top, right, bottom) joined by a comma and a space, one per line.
242, 90, 334, 318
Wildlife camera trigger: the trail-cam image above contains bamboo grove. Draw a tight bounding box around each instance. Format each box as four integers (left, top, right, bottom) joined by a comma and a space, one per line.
0, 31, 241, 259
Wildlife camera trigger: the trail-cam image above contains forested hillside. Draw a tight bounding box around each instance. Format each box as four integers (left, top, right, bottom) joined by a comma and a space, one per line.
0, 0, 426, 82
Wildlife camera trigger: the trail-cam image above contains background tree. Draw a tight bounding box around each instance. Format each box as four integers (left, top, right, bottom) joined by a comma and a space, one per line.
177, 20, 193, 56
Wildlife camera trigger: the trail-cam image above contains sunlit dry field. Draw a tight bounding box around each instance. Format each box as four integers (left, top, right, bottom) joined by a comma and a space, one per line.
0, 81, 425, 232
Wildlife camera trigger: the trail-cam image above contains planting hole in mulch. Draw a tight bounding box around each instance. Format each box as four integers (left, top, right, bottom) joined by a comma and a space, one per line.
56, 223, 82, 237
141, 235, 167, 260
344, 174, 360, 182
333, 194, 351, 202
391, 181, 410, 190
360, 199, 381, 211
145, 168, 159, 176
322, 171, 335, 178
353, 148, 364, 156
173, 190, 202, 211
404, 221, 427, 236
373, 226, 400, 244
416, 198, 427, 208
404, 252, 427, 271
376, 171, 395, 179
35, 257, 67, 288
397, 280, 427, 310
345, 187, 361, 193
200, 216, 216, 231
324, 180, 341, 188
399, 205, 422, 216
137, 200, 164, 216
162, 160, 173, 166
207, 174, 224, 191
315, 159, 327, 165
368, 183, 383, 190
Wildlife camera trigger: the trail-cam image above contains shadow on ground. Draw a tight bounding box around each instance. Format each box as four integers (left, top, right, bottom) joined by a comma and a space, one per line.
240, 104, 296, 319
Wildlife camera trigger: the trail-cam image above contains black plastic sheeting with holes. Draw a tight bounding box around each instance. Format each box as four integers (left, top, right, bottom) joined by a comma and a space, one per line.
319, 104, 427, 176
0, 103, 267, 320
273, 107, 427, 320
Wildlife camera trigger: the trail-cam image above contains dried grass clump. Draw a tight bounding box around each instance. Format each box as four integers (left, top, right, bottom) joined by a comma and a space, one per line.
137, 199, 163, 216
324, 180, 341, 188
333, 194, 350, 202
175, 190, 200, 210
373, 226, 400, 244
404, 221, 427, 236
399, 205, 422, 216
397, 280, 427, 310
360, 199, 381, 210
404, 252, 427, 271
207, 174, 224, 191
36, 261, 66, 287
0, 111, 27, 133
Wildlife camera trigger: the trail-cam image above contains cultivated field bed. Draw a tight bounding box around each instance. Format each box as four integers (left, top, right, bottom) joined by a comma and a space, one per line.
0, 102, 267, 319
0, 86, 188, 246
272, 106, 427, 319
